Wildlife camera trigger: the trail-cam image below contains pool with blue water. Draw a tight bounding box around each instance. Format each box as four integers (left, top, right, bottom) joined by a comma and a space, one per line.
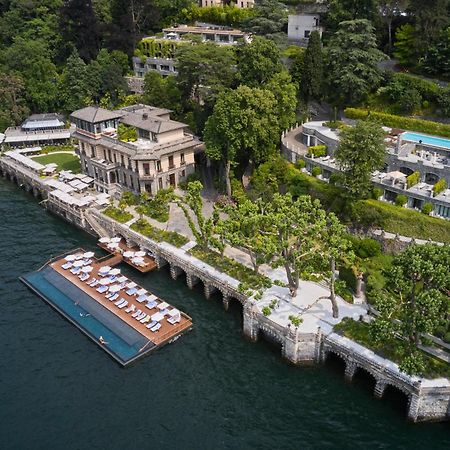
402, 131, 450, 150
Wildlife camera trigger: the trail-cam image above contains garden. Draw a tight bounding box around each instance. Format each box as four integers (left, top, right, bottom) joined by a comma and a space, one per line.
32, 152, 81, 173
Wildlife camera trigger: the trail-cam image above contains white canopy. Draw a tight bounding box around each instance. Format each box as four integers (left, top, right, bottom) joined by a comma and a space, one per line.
75, 254, 84, 260
117, 276, 128, 283
64, 254, 76, 261
110, 237, 122, 243
83, 251, 95, 258
168, 309, 180, 318
108, 284, 122, 293
151, 312, 164, 322
99, 265, 111, 274
99, 237, 110, 243
107, 242, 119, 249
81, 266, 93, 273
108, 268, 121, 276
135, 251, 146, 257
99, 278, 113, 285
72, 260, 84, 268
131, 257, 144, 264
157, 301, 169, 310
136, 288, 147, 296
123, 251, 135, 258
126, 281, 137, 289
387, 170, 406, 179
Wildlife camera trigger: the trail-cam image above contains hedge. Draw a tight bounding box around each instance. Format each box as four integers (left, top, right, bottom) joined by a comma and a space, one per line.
307, 145, 327, 157
406, 171, 420, 188
433, 179, 446, 196
344, 108, 450, 138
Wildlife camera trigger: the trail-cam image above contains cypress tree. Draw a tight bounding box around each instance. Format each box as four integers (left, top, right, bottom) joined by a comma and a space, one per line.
300, 31, 323, 102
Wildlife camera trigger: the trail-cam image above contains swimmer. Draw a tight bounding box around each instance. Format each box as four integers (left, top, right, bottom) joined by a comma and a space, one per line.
99, 336, 109, 345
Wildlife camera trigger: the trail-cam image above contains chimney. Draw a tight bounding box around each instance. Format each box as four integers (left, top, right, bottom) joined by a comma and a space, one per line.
142, 113, 148, 120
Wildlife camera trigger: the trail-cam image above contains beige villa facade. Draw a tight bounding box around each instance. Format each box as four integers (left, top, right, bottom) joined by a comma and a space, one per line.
70, 105, 201, 196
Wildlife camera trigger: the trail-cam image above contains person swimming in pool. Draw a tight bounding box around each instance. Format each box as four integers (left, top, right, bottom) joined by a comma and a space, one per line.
99, 336, 109, 345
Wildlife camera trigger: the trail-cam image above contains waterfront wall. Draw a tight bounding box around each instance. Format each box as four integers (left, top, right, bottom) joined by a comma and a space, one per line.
1, 158, 449, 422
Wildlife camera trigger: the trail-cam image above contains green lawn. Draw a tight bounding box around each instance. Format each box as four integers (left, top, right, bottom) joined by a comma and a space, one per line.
103, 206, 133, 224
32, 152, 81, 173
130, 218, 189, 247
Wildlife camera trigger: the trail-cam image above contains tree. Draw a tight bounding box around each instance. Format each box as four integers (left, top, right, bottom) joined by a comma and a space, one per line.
176, 42, 236, 103
58, 51, 92, 113
379, 0, 410, 53
142, 72, 182, 115
370, 244, 450, 374
220, 199, 276, 273
335, 120, 386, 199
422, 27, 450, 78
236, 36, 283, 87
59, 0, 100, 61
265, 71, 298, 132
268, 194, 329, 297
175, 181, 222, 251
300, 30, 323, 102
325, 0, 380, 31
0, 73, 29, 131
204, 85, 279, 197
393, 23, 417, 66
243, 0, 288, 36
326, 20, 386, 106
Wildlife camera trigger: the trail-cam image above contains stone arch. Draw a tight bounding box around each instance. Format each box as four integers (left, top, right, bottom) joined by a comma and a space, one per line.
424, 172, 439, 185
381, 384, 411, 414
399, 167, 414, 176
323, 349, 347, 374
352, 366, 378, 390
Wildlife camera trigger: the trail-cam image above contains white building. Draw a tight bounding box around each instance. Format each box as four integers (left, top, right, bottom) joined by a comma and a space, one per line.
288, 14, 324, 42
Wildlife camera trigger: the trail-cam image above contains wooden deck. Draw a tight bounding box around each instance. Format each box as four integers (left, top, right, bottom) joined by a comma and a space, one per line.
98, 240, 158, 273
50, 255, 192, 346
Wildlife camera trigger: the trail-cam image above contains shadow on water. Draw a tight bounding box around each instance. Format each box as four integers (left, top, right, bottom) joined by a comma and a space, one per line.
352, 367, 377, 393
323, 351, 347, 376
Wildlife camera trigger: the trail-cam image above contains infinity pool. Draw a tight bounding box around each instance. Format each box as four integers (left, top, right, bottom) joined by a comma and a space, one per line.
401, 131, 450, 150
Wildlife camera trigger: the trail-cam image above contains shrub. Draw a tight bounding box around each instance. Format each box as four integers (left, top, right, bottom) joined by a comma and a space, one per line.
335, 280, 353, 303
289, 315, 303, 327
339, 266, 357, 291
103, 206, 133, 223
372, 187, 383, 199
344, 108, 450, 138
262, 306, 272, 316
231, 178, 247, 204
178, 171, 202, 190
323, 120, 345, 129
117, 123, 137, 142
433, 179, 446, 196
406, 171, 420, 188
421, 202, 433, 215
130, 218, 188, 247
121, 191, 138, 206
395, 194, 408, 206
351, 237, 382, 259
307, 145, 327, 158
444, 332, 450, 344
311, 166, 322, 177
295, 159, 306, 169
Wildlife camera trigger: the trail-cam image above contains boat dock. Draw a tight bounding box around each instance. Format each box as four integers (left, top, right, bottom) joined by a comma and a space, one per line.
20, 249, 192, 366
98, 237, 158, 273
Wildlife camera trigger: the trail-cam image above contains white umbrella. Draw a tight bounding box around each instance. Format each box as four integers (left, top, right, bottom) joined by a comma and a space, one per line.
117, 276, 128, 283
110, 237, 122, 243
64, 254, 76, 261
72, 260, 84, 268
137, 288, 147, 296
109, 284, 121, 293
132, 257, 144, 264
157, 301, 169, 310
99, 237, 110, 243
126, 281, 137, 289
123, 251, 134, 258
107, 242, 119, 249
99, 265, 111, 274
75, 254, 84, 260
151, 312, 164, 322
108, 268, 121, 276
99, 278, 113, 285
83, 251, 95, 258
81, 266, 93, 273
135, 251, 146, 257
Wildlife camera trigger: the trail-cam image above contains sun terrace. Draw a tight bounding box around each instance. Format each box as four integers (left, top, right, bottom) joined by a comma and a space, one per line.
20, 249, 192, 366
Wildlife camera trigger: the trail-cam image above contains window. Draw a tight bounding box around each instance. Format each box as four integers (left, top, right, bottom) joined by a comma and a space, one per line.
181, 170, 185, 178
91, 145, 95, 158
168, 155, 174, 169
180, 153, 185, 165
128, 158, 132, 169
121, 155, 124, 166
107, 149, 112, 161
158, 178, 163, 190
143, 163, 150, 175
304, 30, 311, 38
157, 161, 162, 172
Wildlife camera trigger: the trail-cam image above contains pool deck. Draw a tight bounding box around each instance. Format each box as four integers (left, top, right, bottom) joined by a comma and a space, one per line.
98, 240, 158, 273
21, 250, 192, 365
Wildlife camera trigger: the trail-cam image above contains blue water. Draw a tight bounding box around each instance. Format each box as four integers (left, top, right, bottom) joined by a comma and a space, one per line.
1, 177, 449, 449
402, 131, 450, 149
22, 270, 146, 363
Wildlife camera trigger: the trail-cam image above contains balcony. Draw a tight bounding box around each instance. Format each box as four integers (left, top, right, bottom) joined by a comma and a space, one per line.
91, 158, 119, 170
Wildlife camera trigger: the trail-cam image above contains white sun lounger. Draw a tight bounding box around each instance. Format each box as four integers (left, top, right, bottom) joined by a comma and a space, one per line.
62, 262, 72, 270
132, 309, 142, 318
125, 304, 136, 314
115, 297, 126, 306
109, 293, 119, 301
140, 315, 150, 324
146, 321, 157, 329
135, 312, 146, 321
96, 285, 108, 293
168, 316, 180, 325
150, 323, 161, 332
118, 300, 128, 309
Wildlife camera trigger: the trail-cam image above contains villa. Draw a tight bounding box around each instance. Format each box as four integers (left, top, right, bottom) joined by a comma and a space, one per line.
2, 113, 72, 148
282, 121, 450, 219
70, 104, 201, 196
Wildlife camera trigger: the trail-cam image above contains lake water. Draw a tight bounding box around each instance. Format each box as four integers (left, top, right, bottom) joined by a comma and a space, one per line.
0, 178, 448, 449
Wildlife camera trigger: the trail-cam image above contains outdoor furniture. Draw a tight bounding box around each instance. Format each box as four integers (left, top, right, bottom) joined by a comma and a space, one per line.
96, 285, 108, 294
62, 262, 72, 270
146, 321, 157, 329
150, 323, 161, 332
125, 304, 136, 314
135, 312, 146, 321
136, 294, 148, 303
109, 293, 119, 302
132, 309, 142, 318
157, 301, 169, 310
147, 294, 158, 302
79, 273, 89, 282
70, 267, 81, 275
151, 312, 164, 322
136, 288, 147, 296
90, 280, 99, 287
145, 300, 158, 310
115, 298, 126, 307
126, 287, 138, 296
140, 315, 150, 324
118, 300, 128, 309
126, 281, 137, 289
168, 309, 181, 325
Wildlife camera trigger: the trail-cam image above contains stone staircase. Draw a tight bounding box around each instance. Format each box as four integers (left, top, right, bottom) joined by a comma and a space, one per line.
84, 209, 110, 238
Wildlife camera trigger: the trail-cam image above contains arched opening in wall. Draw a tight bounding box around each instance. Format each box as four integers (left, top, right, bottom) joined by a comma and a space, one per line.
399, 167, 414, 176
352, 367, 377, 393
259, 328, 283, 355
323, 351, 346, 376
109, 172, 116, 184
226, 296, 243, 326
425, 172, 439, 185
382, 384, 410, 416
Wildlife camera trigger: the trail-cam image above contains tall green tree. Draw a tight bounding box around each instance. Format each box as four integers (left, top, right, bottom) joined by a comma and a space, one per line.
335, 120, 386, 199
393, 23, 416, 66
142, 72, 182, 115
325, 0, 380, 31
236, 36, 283, 87
0, 73, 29, 131
243, 0, 288, 36
59, 0, 100, 61
379, 0, 410, 53
370, 244, 450, 375
300, 30, 323, 102
58, 51, 92, 113
326, 19, 386, 106
422, 27, 450, 78
204, 85, 279, 197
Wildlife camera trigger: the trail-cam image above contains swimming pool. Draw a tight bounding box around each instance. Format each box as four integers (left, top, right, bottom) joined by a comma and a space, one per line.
401, 132, 450, 150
